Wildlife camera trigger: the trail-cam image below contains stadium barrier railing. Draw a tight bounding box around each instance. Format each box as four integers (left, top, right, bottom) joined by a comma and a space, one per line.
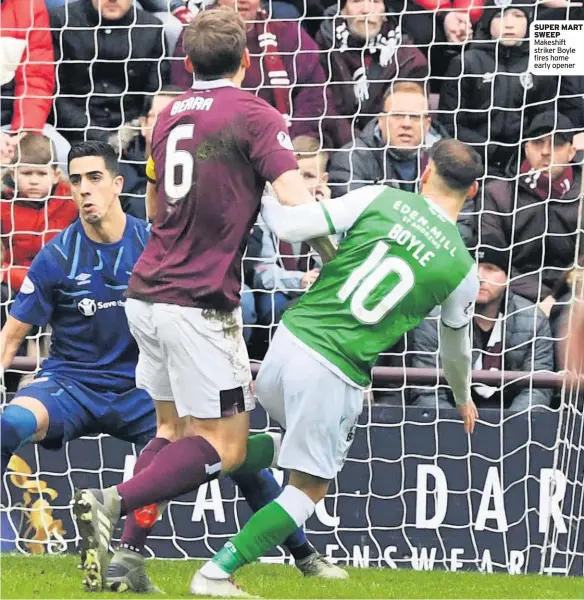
8, 356, 571, 388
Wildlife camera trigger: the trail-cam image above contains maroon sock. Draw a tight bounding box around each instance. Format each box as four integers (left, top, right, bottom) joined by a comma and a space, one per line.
116, 436, 222, 515
119, 438, 171, 554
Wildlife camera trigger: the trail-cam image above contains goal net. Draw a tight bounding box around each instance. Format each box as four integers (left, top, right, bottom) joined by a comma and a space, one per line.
1, 0, 584, 577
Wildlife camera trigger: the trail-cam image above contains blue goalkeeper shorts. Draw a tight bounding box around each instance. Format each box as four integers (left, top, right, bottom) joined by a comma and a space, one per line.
13, 375, 156, 450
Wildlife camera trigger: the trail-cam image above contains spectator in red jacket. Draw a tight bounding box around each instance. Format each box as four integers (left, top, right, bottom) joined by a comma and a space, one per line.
0, 0, 71, 172
1, 134, 77, 295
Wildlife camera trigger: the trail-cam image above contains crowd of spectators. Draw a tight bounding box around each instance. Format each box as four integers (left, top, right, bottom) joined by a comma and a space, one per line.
2, 0, 584, 411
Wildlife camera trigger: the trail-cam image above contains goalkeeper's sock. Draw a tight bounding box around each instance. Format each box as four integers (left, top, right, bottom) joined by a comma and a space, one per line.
119, 437, 171, 554
230, 468, 314, 560
200, 485, 315, 580
116, 436, 221, 515
1, 405, 37, 479
229, 432, 281, 476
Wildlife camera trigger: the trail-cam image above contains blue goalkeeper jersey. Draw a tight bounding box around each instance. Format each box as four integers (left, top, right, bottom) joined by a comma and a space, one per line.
10, 215, 150, 393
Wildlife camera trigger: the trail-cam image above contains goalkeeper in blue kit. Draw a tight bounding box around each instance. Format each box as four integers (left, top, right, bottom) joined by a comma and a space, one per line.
0, 141, 344, 592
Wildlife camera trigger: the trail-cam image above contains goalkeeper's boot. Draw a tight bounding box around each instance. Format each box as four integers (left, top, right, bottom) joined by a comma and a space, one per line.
106, 548, 163, 594
190, 571, 260, 598
73, 487, 121, 592
295, 552, 349, 579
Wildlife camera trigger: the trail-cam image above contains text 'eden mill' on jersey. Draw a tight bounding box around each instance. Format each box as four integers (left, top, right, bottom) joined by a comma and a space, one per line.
387, 199, 458, 266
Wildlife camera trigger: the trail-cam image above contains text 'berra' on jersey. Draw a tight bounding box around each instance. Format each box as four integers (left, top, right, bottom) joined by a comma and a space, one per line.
9, 215, 151, 393
282, 186, 478, 388
127, 79, 298, 312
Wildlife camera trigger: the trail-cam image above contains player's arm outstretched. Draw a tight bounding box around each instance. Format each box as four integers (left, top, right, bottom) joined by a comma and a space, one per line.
439, 265, 480, 433
1, 253, 55, 374
261, 185, 385, 245
244, 102, 337, 263
1, 317, 33, 374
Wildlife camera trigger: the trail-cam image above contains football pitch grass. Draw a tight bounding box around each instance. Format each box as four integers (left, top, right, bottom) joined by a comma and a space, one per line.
1, 555, 583, 599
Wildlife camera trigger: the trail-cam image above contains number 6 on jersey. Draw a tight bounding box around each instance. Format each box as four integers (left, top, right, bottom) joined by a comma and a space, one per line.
164, 124, 195, 203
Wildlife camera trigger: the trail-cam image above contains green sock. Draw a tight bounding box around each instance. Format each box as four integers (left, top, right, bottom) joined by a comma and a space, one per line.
211, 501, 297, 575
229, 433, 276, 476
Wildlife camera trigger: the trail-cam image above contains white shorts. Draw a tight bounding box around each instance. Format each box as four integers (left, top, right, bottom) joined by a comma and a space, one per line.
125, 298, 254, 419
255, 325, 364, 480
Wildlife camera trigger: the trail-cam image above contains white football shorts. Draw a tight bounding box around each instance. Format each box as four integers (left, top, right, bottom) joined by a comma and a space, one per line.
256, 324, 364, 480
125, 298, 254, 419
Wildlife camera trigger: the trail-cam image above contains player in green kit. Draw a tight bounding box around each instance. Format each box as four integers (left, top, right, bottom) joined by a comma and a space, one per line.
191, 138, 482, 597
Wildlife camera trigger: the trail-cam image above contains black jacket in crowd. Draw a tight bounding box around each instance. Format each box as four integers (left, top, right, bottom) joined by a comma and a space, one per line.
118, 134, 148, 220
438, 36, 560, 175
410, 293, 554, 410
558, 75, 584, 131
479, 156, 583, 303
385, 0, 470, 91
49, 0, 168, 143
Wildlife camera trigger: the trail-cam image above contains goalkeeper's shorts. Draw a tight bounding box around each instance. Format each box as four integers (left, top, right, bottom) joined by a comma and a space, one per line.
256, 324, 365, 480
13, 375, 156, 450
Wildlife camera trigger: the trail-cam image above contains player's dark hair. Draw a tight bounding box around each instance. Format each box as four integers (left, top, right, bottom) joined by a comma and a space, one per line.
141, 85, 184, 118
67, 141, 120, 176
429, 139, 483, 192
182, 7, 247, 81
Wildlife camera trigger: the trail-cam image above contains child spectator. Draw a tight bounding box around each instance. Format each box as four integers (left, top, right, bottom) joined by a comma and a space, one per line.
387, 0, 484, 91
294, 135, 332, 202
254, 136, 330, 326
1, 135, 77, 295
438, 0, 560, 176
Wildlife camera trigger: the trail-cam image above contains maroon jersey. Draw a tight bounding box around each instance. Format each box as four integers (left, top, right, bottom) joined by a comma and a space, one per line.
126, 80, 298, 310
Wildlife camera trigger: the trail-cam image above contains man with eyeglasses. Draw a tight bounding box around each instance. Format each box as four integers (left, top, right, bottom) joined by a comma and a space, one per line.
328, 80, 473, 245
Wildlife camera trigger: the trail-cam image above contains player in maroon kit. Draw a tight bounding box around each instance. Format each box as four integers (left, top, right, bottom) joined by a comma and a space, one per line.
73, 7, 336, 594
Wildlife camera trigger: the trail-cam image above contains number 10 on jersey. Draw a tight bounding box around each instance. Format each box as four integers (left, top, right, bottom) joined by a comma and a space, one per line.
337, 241, 415, 325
